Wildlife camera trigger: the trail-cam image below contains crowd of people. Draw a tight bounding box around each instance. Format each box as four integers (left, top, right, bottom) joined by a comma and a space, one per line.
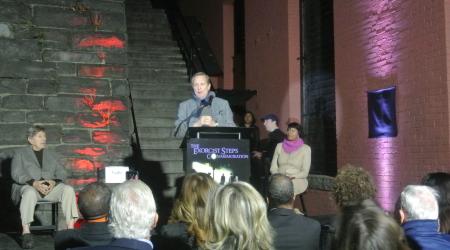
9, 72, 450, 250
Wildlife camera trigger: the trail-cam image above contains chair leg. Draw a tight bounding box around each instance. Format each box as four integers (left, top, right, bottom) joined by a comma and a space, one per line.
299, 194, 308, 216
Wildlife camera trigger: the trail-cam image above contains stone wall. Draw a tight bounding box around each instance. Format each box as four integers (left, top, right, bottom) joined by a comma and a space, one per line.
0, 0, 131, 190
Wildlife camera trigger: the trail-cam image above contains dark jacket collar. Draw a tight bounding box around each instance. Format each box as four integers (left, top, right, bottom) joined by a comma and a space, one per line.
269, 207, 297, 216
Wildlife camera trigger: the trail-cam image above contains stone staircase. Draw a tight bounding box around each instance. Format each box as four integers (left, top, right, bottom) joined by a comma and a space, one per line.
125, 0, 191, 197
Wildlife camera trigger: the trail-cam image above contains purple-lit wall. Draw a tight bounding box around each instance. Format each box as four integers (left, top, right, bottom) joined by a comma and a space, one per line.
335, 0, 450, 211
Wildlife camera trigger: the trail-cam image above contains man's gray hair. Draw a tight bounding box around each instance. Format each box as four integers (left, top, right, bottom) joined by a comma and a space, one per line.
268, 174, 294, 207
401, 185, 439, 221
109, 180, 157, 239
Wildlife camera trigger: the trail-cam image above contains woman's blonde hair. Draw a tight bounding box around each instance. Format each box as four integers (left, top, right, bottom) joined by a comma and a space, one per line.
203, 182, 274, 250
169, 173, 217, 245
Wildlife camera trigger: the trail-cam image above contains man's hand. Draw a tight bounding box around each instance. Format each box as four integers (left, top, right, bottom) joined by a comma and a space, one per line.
252, 151, 262, 159
32, 180, 55, 196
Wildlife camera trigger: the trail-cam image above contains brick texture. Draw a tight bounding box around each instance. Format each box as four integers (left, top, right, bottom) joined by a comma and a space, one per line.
335, 0, 450, 211
0, 0, 130, 191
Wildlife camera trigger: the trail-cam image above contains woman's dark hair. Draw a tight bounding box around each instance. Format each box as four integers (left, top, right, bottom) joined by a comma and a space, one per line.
287, 122, 304, 138
421, 172, 450, 207
242, 111, 256, 127
421, 172, 450, 233
334, 199, 410, 250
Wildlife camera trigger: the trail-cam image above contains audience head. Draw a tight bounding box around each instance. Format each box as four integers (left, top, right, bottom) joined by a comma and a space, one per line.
268, 174, 294, 209
421, 172, 450, 207
335, 199, 410, 250
78, 182, 111, 220
109, 180, 158, 240
170, 173, 218, 243
27, 125, 46, 151
261, 113, 279, 131
286, 122, 304, 140
333, 165, 376, 207
204, 181, 273, 250
400, 185, 439, 223
191, 72, 211, 100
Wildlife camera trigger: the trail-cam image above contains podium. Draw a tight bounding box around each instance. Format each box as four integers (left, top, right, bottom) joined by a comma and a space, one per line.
181, 127, 252, 184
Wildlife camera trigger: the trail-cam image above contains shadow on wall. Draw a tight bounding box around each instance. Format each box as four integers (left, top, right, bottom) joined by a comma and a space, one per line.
123, 142, 172, 227
0, 150, 22, 233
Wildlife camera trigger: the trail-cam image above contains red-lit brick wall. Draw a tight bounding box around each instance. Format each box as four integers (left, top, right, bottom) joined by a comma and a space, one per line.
334, 0, 450, 211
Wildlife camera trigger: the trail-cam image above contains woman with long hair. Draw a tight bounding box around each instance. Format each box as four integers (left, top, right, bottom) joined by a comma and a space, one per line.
202, 182, 274, 250
160, 173, 218, 249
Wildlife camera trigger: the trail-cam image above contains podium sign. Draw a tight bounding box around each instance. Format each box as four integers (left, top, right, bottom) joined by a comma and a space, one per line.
186, 138, 250, 183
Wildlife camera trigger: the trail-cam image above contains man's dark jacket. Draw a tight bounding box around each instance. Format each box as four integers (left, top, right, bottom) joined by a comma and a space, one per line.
268, 207, 321, 250
403, 220, 450, 250
55, 222, 113, 250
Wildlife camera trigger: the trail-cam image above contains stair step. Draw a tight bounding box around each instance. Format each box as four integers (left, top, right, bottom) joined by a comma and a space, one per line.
133, 98, 180, 112
134, 110, 177, 119
128, 69, 187, 80
159, 161, 184, 174
133, 117, 176, 127
131, 89, 190, 100
140, 138, 182, 149
128, 50, 182, 58
141, 149, 183, 161
138, 127, 177, 139
128, 41, 178, 49
128, 60, 185, 68
131, 83, 191, 91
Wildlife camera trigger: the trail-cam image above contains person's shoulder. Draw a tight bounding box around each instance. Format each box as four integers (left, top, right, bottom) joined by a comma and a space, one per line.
212, 96, 229, 104
179, 98, 194, 106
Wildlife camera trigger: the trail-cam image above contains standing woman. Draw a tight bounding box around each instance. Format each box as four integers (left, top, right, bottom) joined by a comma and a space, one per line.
270, 122, 311, 199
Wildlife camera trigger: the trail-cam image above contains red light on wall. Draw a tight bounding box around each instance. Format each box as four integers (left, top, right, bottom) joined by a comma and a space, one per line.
74, 147, 106, 157
77, 88, 126, 128
79, 65, 125, 78
93, 131, 121, 144
77, 35, 125, 49
79, 66, 107, 78
72, 158, 95, 171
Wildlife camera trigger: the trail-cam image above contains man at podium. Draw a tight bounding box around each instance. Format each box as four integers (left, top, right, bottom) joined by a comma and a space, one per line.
174, 72, 236, 137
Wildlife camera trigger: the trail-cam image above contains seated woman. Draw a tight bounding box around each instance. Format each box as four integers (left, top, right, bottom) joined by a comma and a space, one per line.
270, 122, 311, 201
334, 199, 410, 250
159, 173, 218, 249
202, 182, 274, 250
11, 125, 79, 249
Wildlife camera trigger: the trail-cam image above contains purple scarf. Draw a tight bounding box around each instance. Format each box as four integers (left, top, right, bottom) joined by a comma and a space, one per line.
281, 138, 304, 153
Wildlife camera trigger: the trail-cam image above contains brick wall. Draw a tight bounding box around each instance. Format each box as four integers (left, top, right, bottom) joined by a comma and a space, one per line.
0, 0, 131, 190
335, 0, 450, 211
245, 0, 300, 134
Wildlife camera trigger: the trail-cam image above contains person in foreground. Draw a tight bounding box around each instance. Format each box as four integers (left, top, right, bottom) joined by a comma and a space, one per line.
11, 125, 78, 249
399, 185, 450, 250
267, 174, 320, 250
159, 173, 218, 249
174, 72, 236, 137
334, 199, 410, 250
270, 122, 311, 199
72, 180, 158, 250
55, 182, 113, 250
421, 172, 450, 233
202, 181, 274, 250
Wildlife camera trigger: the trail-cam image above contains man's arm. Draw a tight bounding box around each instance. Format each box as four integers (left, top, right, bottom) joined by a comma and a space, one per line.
174, 101, 201, 137
213, 99, 236, 127
11, 149, 33, 184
